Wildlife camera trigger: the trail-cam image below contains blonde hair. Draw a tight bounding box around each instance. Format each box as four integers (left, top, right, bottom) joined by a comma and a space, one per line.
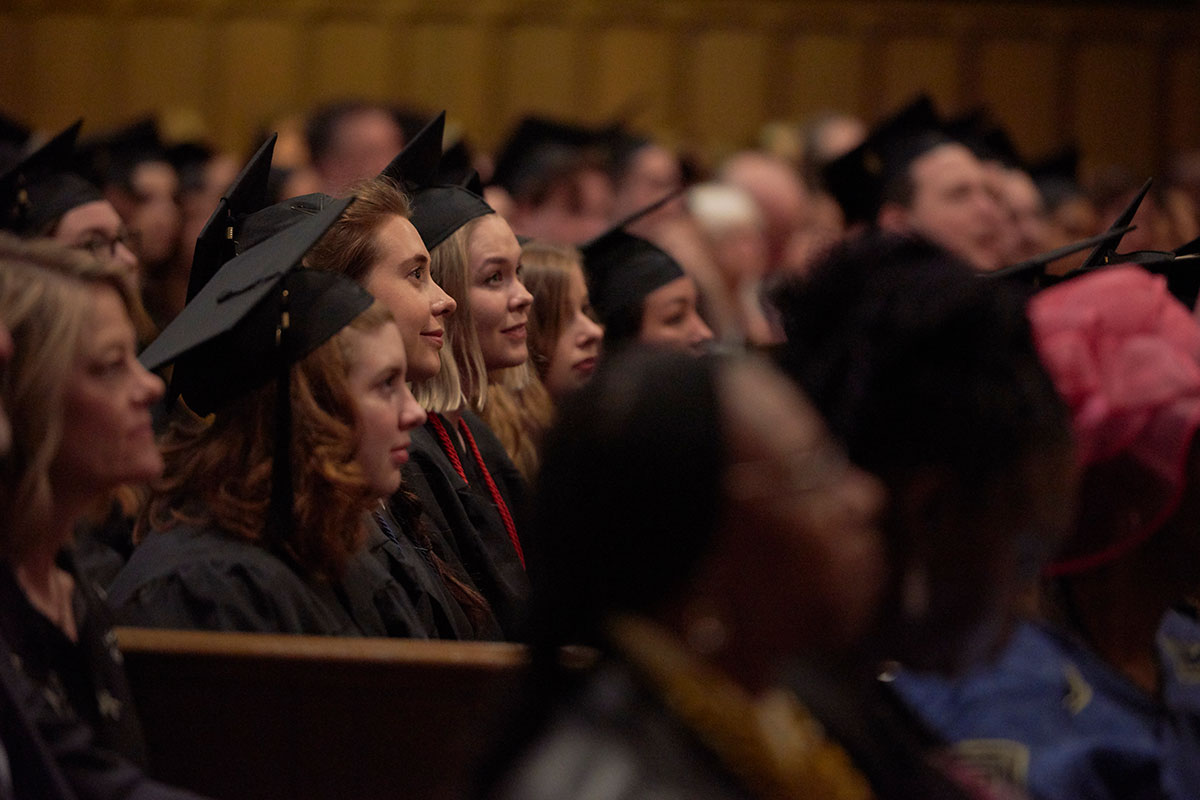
411, 219, 486, 414
0, 234, 140, 559
480, 366, 554, 482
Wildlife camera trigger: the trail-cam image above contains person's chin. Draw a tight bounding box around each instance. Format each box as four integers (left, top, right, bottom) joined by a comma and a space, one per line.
503, 344, 529, 367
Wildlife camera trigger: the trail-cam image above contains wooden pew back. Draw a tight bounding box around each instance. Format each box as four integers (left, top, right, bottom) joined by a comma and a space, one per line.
117, 628, 528, 800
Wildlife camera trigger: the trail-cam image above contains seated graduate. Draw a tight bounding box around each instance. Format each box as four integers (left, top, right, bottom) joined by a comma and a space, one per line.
893, 266, 1200, 800
579, 200, 715, 355
108, 199, 430, 637
771, 233, 1076, 799
472, 237, 604, 484
0, 235, 164, 765
519, 240, 604, 404
479, 347, 887, 800
475, 239, 604, 481
373, 114, 533, 640
303, 173, 501, 639
0, 123, 141, 295
178, 120, 504, 639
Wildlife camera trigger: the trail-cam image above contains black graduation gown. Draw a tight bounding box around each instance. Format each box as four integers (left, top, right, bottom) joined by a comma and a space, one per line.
0, 554, 147, 766
398, 410, 530, 640
107, 525, 428, 638
366, 506, 501, 640
0, 632, 207, 800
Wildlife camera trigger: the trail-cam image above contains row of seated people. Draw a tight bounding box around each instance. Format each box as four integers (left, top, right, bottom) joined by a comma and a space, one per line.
2, 105, 1200, 799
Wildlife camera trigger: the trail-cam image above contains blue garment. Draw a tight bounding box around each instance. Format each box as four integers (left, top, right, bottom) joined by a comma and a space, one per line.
892, 613, 1200, 800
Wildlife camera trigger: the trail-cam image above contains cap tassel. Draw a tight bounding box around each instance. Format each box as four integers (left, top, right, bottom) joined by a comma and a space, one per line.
269, 286, 295, 549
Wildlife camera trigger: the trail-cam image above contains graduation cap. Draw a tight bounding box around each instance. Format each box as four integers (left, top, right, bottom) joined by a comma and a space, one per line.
580, 190, 685, 327
75, 118, 167, 190
822, 94, 945, 226
1066, 232, 1200, 310
983, 224, 1136, 288
187, 133, 278, 302
1077, 178, 1153, 271
380, 111, 494, 251
142, 195, 370, 546
145, 195, 369, 412
491, 116, 612, 198
943, 109, 1022, 169
379, 111, 443, 189
0, 120, 104, 236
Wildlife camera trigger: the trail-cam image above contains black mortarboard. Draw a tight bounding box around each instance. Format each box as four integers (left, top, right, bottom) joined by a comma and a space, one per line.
380, 110, 493, 251
379, 111, 443, 190
410, 183, 494, 251
491, 116, 609, 197
75, 118, 167, 190
145, 196, 369, 415
984, 225, 1135, 289
1058, 230, 1200, 310
822, 95, 945, 226
166, 140, 215, 194
143, 195, 370, 546
580, 191, 686, 326
1077, 178, 1153, 271
188, 133, 278, 302
1028, 147, 1080, 188
0, 120, 104, 236
943, 109, 1022, 169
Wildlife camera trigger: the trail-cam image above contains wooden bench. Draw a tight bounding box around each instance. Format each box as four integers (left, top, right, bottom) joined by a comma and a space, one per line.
116, 628, 530, 800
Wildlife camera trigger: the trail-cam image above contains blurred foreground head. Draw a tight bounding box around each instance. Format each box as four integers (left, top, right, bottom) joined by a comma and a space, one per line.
772, 233, 1075, 673
1029, 266, 1200, 579
532, 347, 885, 690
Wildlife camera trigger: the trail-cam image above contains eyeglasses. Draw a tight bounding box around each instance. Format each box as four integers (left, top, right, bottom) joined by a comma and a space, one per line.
75, 229, 139, 261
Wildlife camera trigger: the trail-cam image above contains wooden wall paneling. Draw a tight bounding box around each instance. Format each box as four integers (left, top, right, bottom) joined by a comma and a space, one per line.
690, 27, 770, 158
2, 2, 1199, 172
977, 38, 1060, 161
308, 17, 398, 106
756, 5, 796, 123
1073, 38, 1157, 177
212, 16, 307, 154
118, 15, 212, 136
401, 19, 495, 150
879, 34, 960, 116
786, 33, 869, 123
1166, 46, 1200, 157
590, 25, 676, 134
500, 23, 585, 124
0, 15, 34, 121
28, 14, 123, 132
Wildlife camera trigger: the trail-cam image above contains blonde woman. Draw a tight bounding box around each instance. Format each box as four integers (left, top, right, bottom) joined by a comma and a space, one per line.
0, 235, 162, 763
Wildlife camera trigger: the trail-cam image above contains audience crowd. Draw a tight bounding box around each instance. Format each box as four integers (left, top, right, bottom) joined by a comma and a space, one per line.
3, 91, 1200, 799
